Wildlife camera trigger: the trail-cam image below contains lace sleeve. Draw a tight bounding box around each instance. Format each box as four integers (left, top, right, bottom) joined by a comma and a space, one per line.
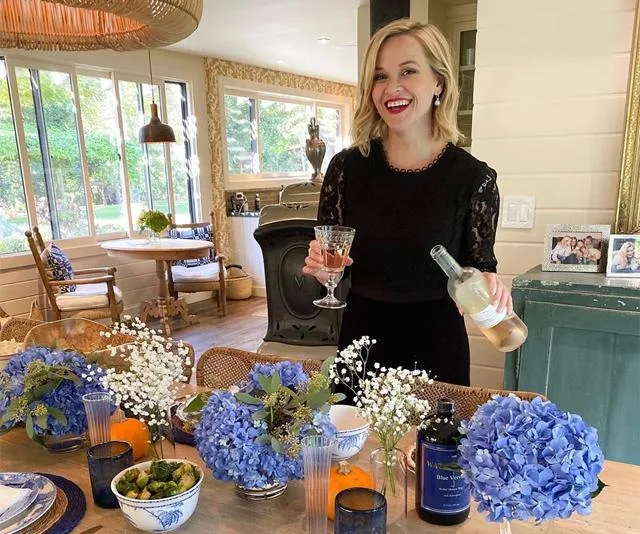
317, 150, 347, 225
460, 165, 499, 272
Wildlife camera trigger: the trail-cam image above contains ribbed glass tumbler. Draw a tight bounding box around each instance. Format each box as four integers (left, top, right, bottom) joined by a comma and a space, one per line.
82, 392, 111, 446
302, 435, 335, 534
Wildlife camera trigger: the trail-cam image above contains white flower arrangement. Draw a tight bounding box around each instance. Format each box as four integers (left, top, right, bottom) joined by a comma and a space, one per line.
91, 316, 190, 455
329, 336, 433, 451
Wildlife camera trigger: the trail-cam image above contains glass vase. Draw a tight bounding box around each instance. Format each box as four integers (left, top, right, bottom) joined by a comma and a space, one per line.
145, 228, 161, 242
370, 447, 408, 522
499, 518, 555, 534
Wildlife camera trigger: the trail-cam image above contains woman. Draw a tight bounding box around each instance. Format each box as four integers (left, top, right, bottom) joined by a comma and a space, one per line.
551, 236, 572, 264
611, 241, 636, 272
303, 19, 511, 386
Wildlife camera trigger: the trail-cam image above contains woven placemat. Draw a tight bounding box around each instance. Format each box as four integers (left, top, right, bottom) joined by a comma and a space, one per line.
24, 473, 86, 534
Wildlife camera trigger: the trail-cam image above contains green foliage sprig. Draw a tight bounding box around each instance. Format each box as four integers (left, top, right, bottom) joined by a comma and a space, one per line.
137, 210, 169, 234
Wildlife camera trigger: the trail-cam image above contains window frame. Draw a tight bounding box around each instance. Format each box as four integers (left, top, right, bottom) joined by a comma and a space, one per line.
0, 53, 199, 265
218, 77, 352, 190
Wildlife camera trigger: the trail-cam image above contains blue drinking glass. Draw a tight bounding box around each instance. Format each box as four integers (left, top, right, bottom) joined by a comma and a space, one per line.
87, 440, 133, 508
335, 487, 387, 534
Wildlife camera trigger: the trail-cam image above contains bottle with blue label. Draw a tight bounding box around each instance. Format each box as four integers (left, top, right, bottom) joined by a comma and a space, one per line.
416, 398, 470, 525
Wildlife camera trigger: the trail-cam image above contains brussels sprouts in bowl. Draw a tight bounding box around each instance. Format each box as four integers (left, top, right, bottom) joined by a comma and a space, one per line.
111, 459, 203, 532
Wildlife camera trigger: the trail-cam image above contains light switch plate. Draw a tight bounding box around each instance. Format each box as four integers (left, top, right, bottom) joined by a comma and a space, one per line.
501, 196, 535, 229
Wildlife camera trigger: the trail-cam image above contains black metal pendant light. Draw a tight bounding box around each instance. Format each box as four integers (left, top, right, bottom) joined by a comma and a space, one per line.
139, 49, 176, 144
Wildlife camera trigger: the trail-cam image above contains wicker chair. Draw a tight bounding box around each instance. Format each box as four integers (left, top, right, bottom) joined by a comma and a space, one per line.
0, 302, 44, 342
25, 227, 124, 322
417, 380, 545, 420
166, 211, 228, 317
196, 346, 322, 389
23, 318, 195, 382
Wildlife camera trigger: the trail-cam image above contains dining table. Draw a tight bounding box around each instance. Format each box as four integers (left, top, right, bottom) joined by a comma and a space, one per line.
0, 383, 638, 534
101, 238, 213, 335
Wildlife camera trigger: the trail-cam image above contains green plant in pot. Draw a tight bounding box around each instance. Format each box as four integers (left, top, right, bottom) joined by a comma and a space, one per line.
137, 210, 169, 240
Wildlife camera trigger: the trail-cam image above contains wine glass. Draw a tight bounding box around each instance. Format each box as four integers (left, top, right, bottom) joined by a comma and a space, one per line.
313, 225, 356, 309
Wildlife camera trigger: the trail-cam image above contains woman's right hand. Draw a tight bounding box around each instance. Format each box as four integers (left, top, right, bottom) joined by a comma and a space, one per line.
302, 239, 353, 283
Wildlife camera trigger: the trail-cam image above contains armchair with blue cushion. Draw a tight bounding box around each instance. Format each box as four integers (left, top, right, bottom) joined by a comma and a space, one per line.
166, 211, 228, 316
25, 227, 123, 322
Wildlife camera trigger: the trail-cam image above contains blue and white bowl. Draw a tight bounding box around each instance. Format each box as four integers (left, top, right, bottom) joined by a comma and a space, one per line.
111, 459, 203, 532
330, 405, 370, 460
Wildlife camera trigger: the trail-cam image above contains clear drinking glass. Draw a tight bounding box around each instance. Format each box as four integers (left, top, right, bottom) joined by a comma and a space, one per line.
313, 225, 355, 309
82, 392, 112, 446
302, 434, 335, 534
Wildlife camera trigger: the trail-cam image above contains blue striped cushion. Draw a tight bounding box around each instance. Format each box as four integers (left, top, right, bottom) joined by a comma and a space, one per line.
167, 227, 213, 268
45, 243, 76, 293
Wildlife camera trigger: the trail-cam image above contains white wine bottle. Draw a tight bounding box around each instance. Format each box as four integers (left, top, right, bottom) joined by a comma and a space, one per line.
430, 245, 528, 352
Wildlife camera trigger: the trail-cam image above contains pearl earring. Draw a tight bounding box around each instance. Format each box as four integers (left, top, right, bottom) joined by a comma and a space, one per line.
434, 94, 441, 107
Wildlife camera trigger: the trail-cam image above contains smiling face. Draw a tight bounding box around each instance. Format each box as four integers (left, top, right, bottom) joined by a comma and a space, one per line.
370, 34, 441, 137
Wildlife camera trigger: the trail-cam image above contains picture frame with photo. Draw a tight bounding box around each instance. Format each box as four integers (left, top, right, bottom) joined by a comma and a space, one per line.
542, 224, 610, 273
606, 234, 640, 277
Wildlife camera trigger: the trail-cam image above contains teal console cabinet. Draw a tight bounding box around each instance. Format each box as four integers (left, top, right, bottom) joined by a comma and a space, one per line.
505, 266, 640, 465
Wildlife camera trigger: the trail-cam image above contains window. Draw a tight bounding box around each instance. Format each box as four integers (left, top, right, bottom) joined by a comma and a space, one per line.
119, 81, 169, 224
0, 55, 198, 256
222, 83, 349, 186
166, 81, 197, 224
0, 59, 28, 253
456, 28, 476, 147
77, 74, 127, 234
16, 67, 89, 241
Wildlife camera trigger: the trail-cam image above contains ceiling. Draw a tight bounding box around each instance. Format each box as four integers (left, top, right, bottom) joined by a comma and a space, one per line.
167, 0, 365, 84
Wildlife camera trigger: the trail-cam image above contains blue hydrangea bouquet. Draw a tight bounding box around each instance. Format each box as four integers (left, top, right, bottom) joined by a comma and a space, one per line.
458, 394, 605, 533
194, 360, 338, 492
0, 346, 112, 446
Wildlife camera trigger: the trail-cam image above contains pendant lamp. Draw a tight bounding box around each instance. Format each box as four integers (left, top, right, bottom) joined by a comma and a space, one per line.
0, 1, 203, 51
139, 49, 175, 144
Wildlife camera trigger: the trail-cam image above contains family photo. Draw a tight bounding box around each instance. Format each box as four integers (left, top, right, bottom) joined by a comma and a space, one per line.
550, 232, 603, 265
543, 225, 610, 273
606, 235, 640, 277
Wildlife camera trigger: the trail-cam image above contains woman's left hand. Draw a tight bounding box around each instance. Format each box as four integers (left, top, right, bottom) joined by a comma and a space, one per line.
483, 273, 513, 314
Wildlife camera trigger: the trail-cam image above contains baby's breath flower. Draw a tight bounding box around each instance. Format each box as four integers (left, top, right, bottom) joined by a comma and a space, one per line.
100, 318, 188, 443
331, 336, 432, 451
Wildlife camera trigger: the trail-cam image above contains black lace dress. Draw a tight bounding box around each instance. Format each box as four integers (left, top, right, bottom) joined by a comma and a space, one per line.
318, 139, 499, 386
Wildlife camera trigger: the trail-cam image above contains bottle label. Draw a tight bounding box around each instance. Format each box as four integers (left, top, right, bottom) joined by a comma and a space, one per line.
420, 442, 470, 515
469, 305, 506, 329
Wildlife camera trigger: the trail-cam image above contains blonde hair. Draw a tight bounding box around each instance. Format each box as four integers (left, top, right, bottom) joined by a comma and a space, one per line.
352, 19, 461, 155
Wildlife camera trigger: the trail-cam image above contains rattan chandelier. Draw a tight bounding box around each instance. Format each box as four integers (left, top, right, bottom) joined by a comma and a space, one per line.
0, 0, 203, 51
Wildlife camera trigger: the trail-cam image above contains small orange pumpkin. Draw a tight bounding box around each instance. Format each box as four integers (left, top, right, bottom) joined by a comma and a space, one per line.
110, 418, 150, 460
327, 461, 374, 520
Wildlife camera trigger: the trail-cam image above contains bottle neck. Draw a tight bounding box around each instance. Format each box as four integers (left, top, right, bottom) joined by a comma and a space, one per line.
430, 245, 464, 280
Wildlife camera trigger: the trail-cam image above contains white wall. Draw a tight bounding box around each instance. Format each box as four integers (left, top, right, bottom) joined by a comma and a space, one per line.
0, 48, 212, 319
469, 0, 636, 388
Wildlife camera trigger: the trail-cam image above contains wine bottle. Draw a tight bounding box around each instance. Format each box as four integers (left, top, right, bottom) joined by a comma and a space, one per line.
416, 398, 470, 525
430, 244, 528, 352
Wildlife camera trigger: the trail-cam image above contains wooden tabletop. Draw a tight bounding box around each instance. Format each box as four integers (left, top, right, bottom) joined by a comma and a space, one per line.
0, 422, 637, 533
101, 239, 213, 261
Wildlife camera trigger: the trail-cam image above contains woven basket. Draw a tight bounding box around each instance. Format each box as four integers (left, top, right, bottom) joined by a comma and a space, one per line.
226, 267, 252, 300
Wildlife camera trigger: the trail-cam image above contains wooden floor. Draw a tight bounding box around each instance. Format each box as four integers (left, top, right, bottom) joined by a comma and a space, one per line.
173, 296, 268, 358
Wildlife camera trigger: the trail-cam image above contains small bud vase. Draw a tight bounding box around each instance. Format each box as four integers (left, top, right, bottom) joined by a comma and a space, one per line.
370, 447, 408, 522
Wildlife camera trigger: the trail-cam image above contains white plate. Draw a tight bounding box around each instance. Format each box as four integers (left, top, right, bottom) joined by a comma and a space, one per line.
0, 474, 38, 527
0, 474, 56, 534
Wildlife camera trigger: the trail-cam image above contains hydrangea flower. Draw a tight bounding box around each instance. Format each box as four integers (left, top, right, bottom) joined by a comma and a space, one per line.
458, 394, 605, 523
0, 346, 112, 438
195, 361, 336, 488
